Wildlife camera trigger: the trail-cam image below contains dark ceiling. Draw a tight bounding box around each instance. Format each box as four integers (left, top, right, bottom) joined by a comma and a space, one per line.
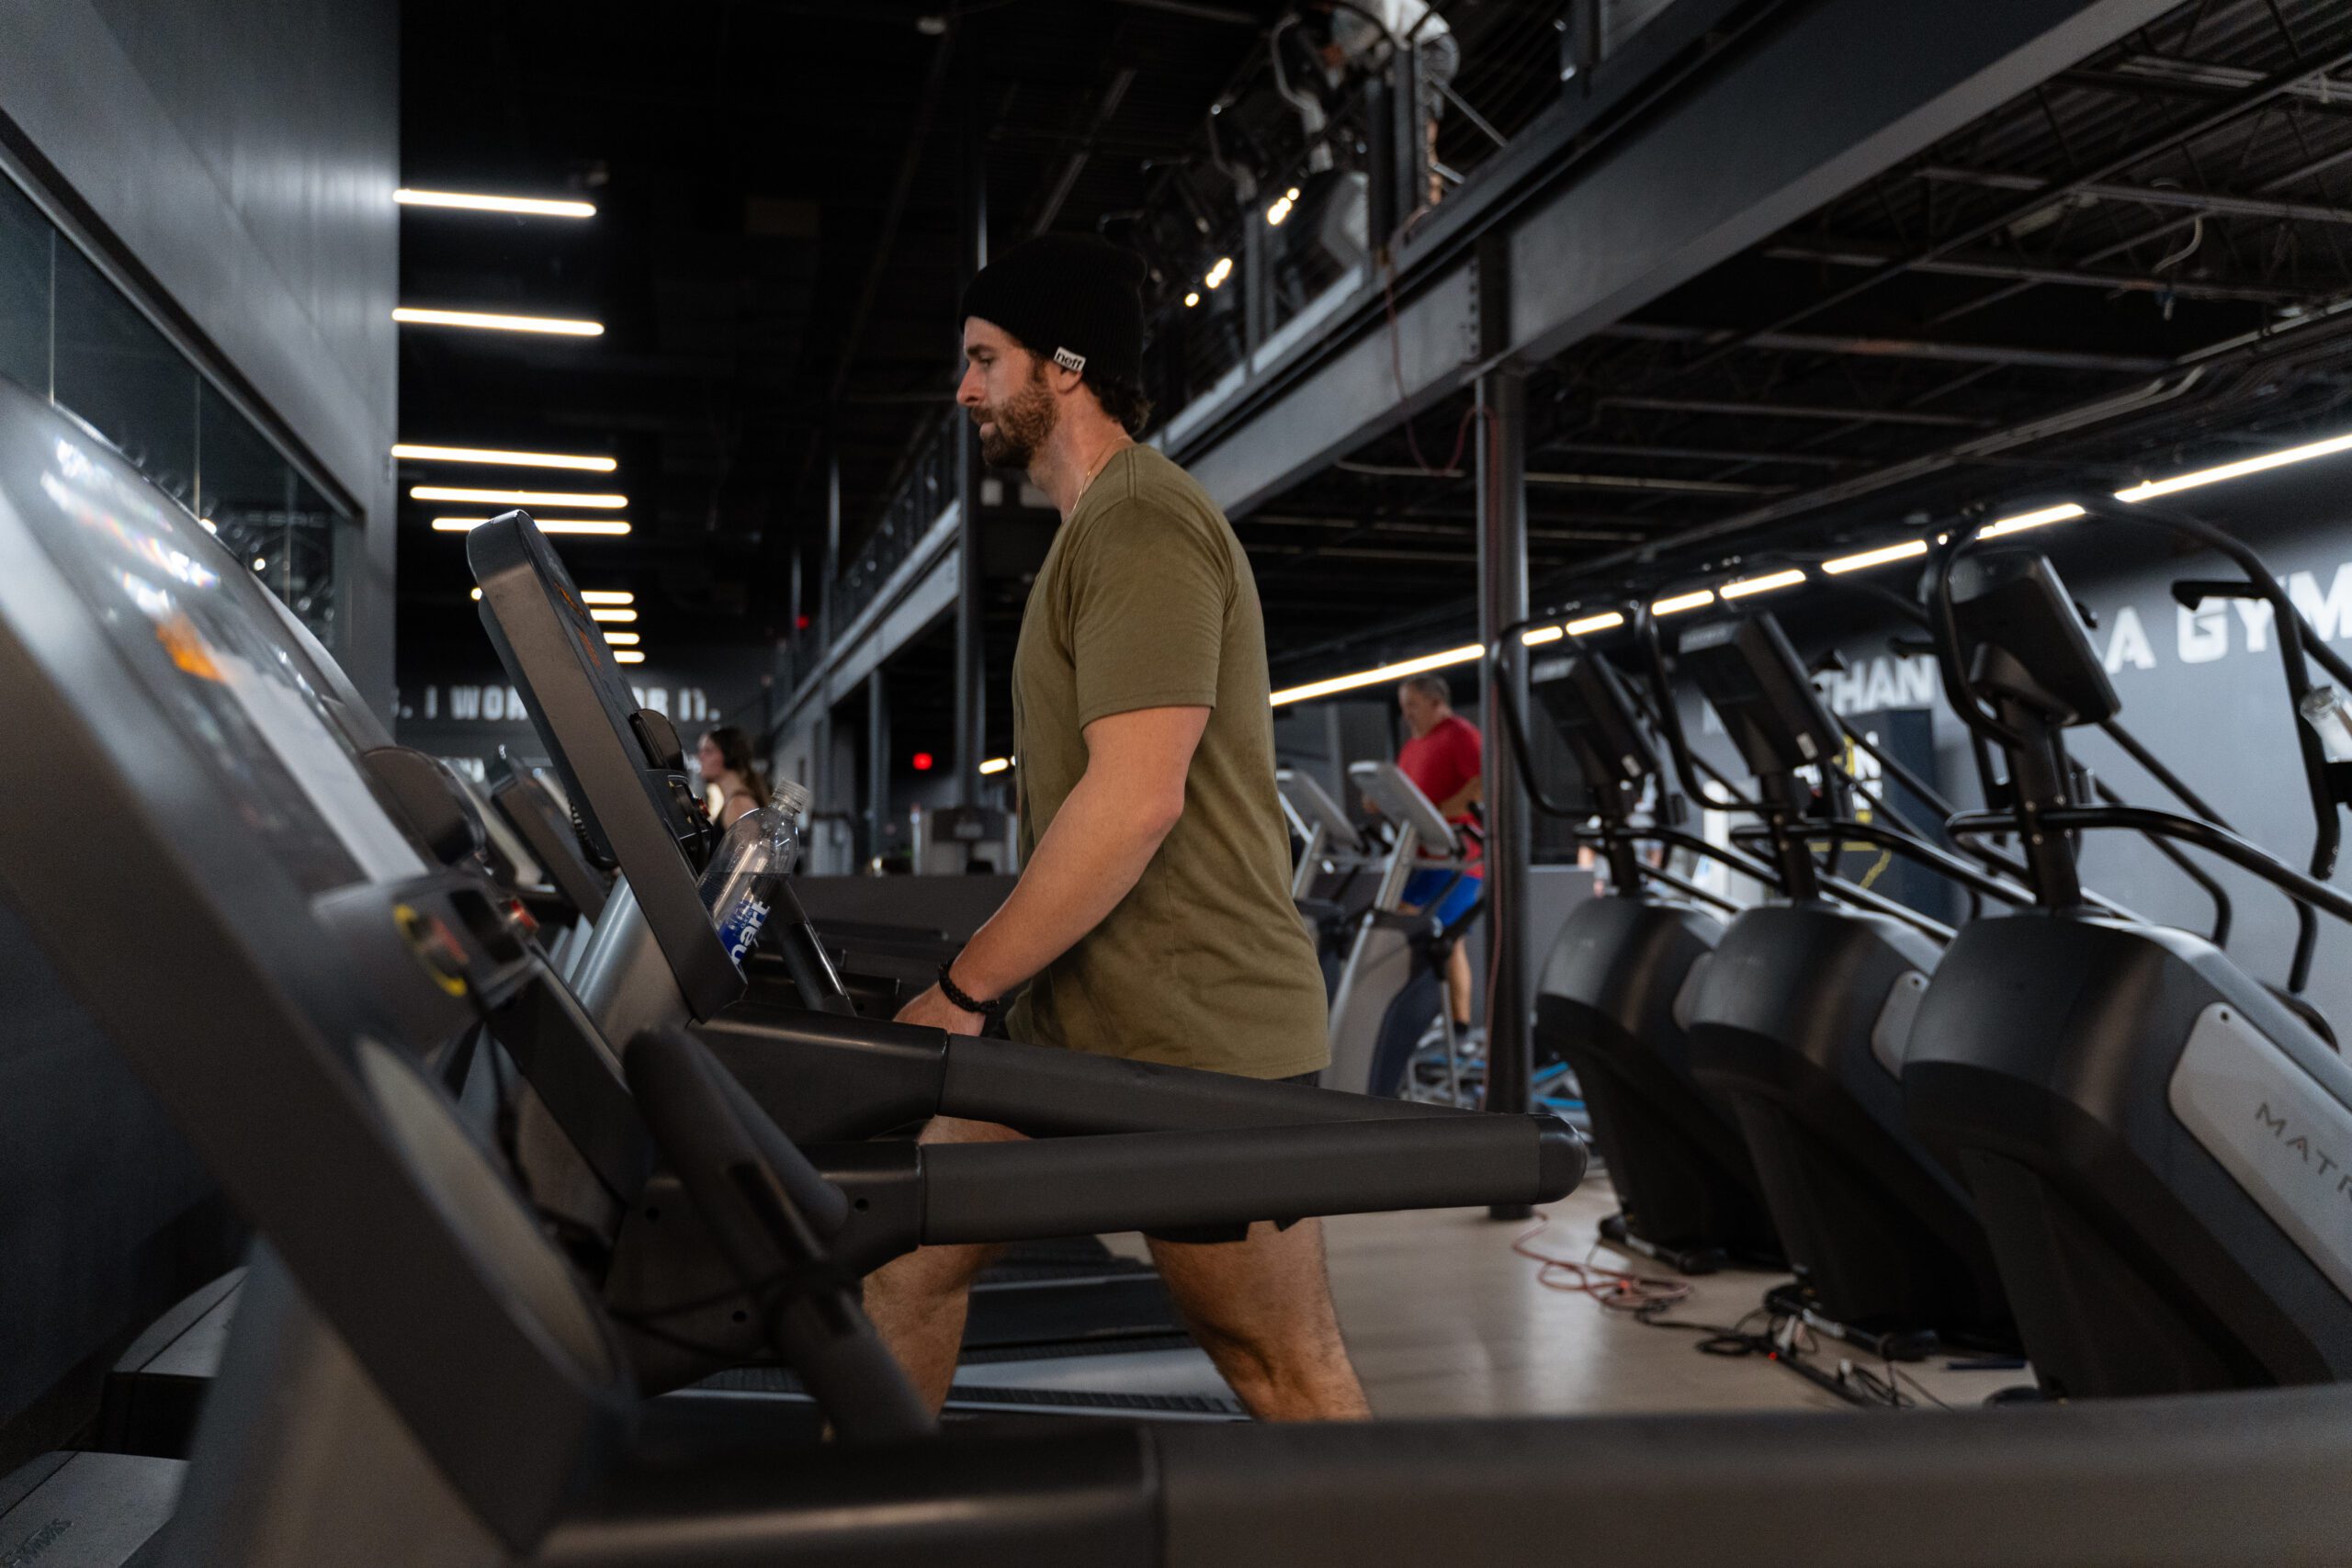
396, 0, 1336, 668
1247, 0, 2352, 677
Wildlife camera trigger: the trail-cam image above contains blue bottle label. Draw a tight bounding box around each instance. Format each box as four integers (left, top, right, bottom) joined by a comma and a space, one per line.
717, 887, 771, 964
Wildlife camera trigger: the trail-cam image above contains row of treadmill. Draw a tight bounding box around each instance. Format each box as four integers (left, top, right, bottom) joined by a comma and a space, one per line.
0, 368, 2347, 1565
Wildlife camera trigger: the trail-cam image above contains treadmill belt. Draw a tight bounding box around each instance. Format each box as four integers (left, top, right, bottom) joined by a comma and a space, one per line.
687, 1365, 1245, 1422
965, 1237, 1185, 1350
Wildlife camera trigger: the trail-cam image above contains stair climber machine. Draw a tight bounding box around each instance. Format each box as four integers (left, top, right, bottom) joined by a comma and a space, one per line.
1654, 608, 2030, 1359
1312, 761, 1483, 1100
1483, 633, 1781, 1274
11, 378, 2352, 1568
1903, 504, 2352, 1398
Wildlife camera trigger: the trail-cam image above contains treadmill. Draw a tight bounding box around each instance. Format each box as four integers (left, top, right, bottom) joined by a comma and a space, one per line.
5, 379, 2352, 1567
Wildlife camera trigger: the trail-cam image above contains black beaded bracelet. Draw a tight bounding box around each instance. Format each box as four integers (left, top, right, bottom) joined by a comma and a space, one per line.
937, 959, 1004, 1021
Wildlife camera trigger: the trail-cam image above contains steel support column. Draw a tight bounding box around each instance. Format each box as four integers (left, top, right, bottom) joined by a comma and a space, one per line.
1476, 363, 1532, 1207
954, 51, 989, 808
866, 671, 890, 872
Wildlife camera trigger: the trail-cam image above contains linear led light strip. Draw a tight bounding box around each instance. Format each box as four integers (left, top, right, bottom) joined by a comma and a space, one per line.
469, 588, 632, 605
393, 443, 616, 473
433, 517, 630, 536
1272, 427, 2352, 706
415, 485, 626, 509
978, 757, 1012, 775
393, 307, 604, 336
396, 188, 596, 219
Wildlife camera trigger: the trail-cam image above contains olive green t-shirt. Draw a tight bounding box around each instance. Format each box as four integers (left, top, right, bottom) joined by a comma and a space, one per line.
1005, 445, 1329, 1079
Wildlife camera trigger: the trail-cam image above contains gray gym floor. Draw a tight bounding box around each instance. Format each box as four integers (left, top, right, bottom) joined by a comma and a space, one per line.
1100, 1178, 2019, 1418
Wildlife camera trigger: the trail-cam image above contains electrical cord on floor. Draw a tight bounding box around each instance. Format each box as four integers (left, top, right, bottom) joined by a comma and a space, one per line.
1509, 1210, 1693, 1311
1511, 1212, 1939, 1411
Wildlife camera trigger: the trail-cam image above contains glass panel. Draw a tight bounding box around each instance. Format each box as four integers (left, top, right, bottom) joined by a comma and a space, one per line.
196, 381, 334, 638
51, 242, 197, 509
0, 176, 49, 398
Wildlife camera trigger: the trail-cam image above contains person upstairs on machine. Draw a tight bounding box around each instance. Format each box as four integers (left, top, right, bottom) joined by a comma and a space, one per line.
865, 232, 1365, 1421
1390, 671, 1482, 1034
695, 724, 770, 829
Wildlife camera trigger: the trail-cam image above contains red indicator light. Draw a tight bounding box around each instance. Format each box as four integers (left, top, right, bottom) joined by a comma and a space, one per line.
911, 751, 934, 772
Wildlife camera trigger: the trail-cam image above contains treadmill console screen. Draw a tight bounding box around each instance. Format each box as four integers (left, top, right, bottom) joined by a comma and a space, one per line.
0, 388, 424, 897
1678, 615, 1846, 779
1529, 650, 1654, 807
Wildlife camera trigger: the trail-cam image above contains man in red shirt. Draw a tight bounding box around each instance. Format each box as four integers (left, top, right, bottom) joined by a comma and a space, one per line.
1392, 672, 1482, 1029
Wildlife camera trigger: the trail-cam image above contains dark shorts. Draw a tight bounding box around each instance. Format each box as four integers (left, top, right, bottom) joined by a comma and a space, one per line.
1143, 1070, 1324, 1246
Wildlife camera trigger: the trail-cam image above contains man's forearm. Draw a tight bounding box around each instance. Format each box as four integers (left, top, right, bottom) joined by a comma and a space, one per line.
947, 773, 1178, 1001
1438, 776, 1483, 817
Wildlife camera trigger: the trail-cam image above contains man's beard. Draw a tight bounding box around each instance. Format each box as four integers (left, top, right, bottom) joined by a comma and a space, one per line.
977, 367, 1057, 469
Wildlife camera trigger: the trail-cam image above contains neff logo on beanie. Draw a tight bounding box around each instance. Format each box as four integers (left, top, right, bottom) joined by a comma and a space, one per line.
960, 233, 1147, 389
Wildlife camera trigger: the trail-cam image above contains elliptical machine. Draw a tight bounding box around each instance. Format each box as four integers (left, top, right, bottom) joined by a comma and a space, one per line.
1905, 506, 2352, 1395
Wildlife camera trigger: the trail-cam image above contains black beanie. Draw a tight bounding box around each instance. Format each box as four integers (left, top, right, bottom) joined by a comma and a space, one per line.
959, 233, 1148, 389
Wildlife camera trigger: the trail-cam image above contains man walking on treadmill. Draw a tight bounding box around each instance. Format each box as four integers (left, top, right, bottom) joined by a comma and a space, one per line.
867, 233, 1369, 1421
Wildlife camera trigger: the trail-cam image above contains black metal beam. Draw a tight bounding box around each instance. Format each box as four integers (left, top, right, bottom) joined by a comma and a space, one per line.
956, 54, 989, 809
1762, 240, 2308, 303
1599, 321, 2174, 376
1916, 164, 2352, 226
1597, 394, 1990, 429
1476, 364, 1532, 1167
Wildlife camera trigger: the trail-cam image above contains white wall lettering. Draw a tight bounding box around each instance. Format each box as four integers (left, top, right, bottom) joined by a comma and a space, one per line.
2104, 604, 2156, 672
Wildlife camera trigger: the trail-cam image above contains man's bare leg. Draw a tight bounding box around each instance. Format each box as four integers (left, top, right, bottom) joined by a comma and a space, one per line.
858, 1115, 1018, 1411
1445, 939, 1474, 1029
1148, 1218, 1371, 1420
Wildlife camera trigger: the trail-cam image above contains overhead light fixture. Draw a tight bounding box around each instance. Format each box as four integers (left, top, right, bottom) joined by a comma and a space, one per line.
1521, 626, 1565, 646
1266, 196, 1295, 226
395, 188, 596, 219
579, 590, 635, 604
252, 558, 267, 571
1286, 186, 1301, 201
1979, 502, 2086, 539
413, 486, 627, 509
588, 607, 638, 624
469, 587, 483, 601
613, 649, 646, 664
1721, 569, 1807, 599
1204, 256, 1235, 289
2115, 430, 2352, 502
1566, 611, 1626, 637
1652, 590, 1714, 616
1269, 643, 1482, 707
392, 307, 604, 337
1184, 291, 1201, 308
391, 443, 616, 473
603, 631, 640, 646
1822, 538, 1928, 575
978, 757, 1012, 775
431, 516, 630, 535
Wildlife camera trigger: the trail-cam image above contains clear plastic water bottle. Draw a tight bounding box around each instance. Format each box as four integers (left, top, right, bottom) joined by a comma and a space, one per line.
2300, 684, 2352, 764
698, 781, 812, 967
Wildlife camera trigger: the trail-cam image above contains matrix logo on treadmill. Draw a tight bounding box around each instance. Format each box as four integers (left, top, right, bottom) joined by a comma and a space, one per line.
2, 1520, 70, 1568
2254, 1102, 2352, 1204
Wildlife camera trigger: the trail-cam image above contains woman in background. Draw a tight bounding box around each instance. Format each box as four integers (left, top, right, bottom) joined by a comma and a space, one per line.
696, 724, 770, 828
